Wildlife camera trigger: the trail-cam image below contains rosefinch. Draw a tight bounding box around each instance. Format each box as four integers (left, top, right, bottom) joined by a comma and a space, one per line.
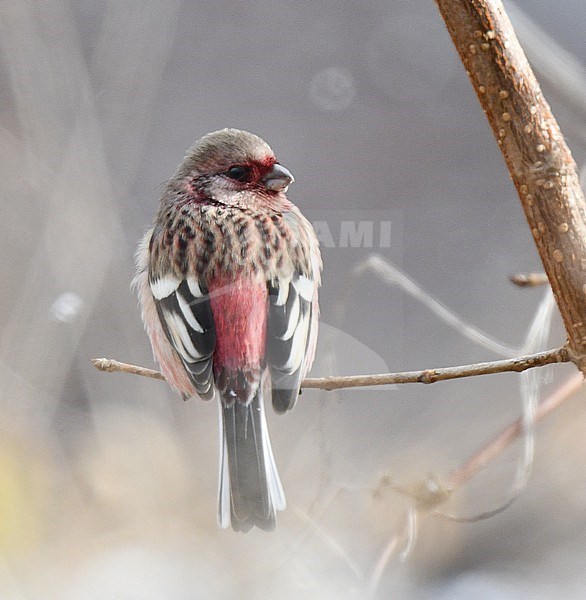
133, 129, 321, 532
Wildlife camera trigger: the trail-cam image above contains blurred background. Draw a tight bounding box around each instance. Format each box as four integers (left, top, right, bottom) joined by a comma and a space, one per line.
1, 1, 586, 598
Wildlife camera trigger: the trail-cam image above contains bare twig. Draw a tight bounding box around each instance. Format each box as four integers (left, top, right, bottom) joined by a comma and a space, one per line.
91, 358, 165, 381
435, 0, 586, 371
510, 272, 549, 287
92, 347, 569, 391
302, 347, 567, 390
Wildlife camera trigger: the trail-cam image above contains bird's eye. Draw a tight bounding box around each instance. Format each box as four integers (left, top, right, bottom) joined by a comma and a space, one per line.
226, 165, 252, 182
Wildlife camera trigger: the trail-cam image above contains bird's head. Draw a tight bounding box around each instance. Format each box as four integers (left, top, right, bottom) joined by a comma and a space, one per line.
173, 129, 294, 206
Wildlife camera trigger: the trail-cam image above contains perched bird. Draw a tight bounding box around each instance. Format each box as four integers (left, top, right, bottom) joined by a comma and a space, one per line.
134, 129, 321, 532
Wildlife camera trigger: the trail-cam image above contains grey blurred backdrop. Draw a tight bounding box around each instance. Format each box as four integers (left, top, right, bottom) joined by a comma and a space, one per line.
1, 1, 586, 598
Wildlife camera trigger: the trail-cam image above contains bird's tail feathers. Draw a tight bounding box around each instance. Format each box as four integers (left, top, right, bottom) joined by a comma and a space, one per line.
218, 386, 285, 532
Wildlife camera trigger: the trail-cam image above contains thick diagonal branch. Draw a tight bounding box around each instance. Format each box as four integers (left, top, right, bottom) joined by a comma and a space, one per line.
435, 0, 586, 371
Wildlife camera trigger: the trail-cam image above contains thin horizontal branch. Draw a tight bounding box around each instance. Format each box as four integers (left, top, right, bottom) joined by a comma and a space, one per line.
303, 347, 568, 389
92, 346, 569, 392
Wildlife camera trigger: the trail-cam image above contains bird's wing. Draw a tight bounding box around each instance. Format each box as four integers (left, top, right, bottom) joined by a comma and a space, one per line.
150, 274, 216, 399
266, 271, 317, 413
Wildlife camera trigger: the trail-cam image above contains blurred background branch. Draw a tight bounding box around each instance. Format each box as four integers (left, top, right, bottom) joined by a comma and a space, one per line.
444, 370, 584, 491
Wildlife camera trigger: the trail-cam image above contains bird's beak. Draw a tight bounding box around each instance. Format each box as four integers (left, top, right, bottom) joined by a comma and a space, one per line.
262, 163, 294, 192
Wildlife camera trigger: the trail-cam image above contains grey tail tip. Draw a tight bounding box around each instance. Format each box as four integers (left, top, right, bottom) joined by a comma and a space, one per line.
218, 385, 286, 532
231, 509, 276, 533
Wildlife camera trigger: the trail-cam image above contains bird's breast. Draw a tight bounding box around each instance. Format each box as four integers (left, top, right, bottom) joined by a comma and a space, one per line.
208, 274, 268, 372
154, 204, 310, 282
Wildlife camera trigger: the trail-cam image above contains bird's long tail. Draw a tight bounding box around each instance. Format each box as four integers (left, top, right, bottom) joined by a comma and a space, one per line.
218, 386, 286, 532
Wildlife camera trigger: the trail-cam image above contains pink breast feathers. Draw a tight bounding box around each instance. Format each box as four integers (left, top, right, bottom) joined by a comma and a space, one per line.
208, 274, 268, 374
